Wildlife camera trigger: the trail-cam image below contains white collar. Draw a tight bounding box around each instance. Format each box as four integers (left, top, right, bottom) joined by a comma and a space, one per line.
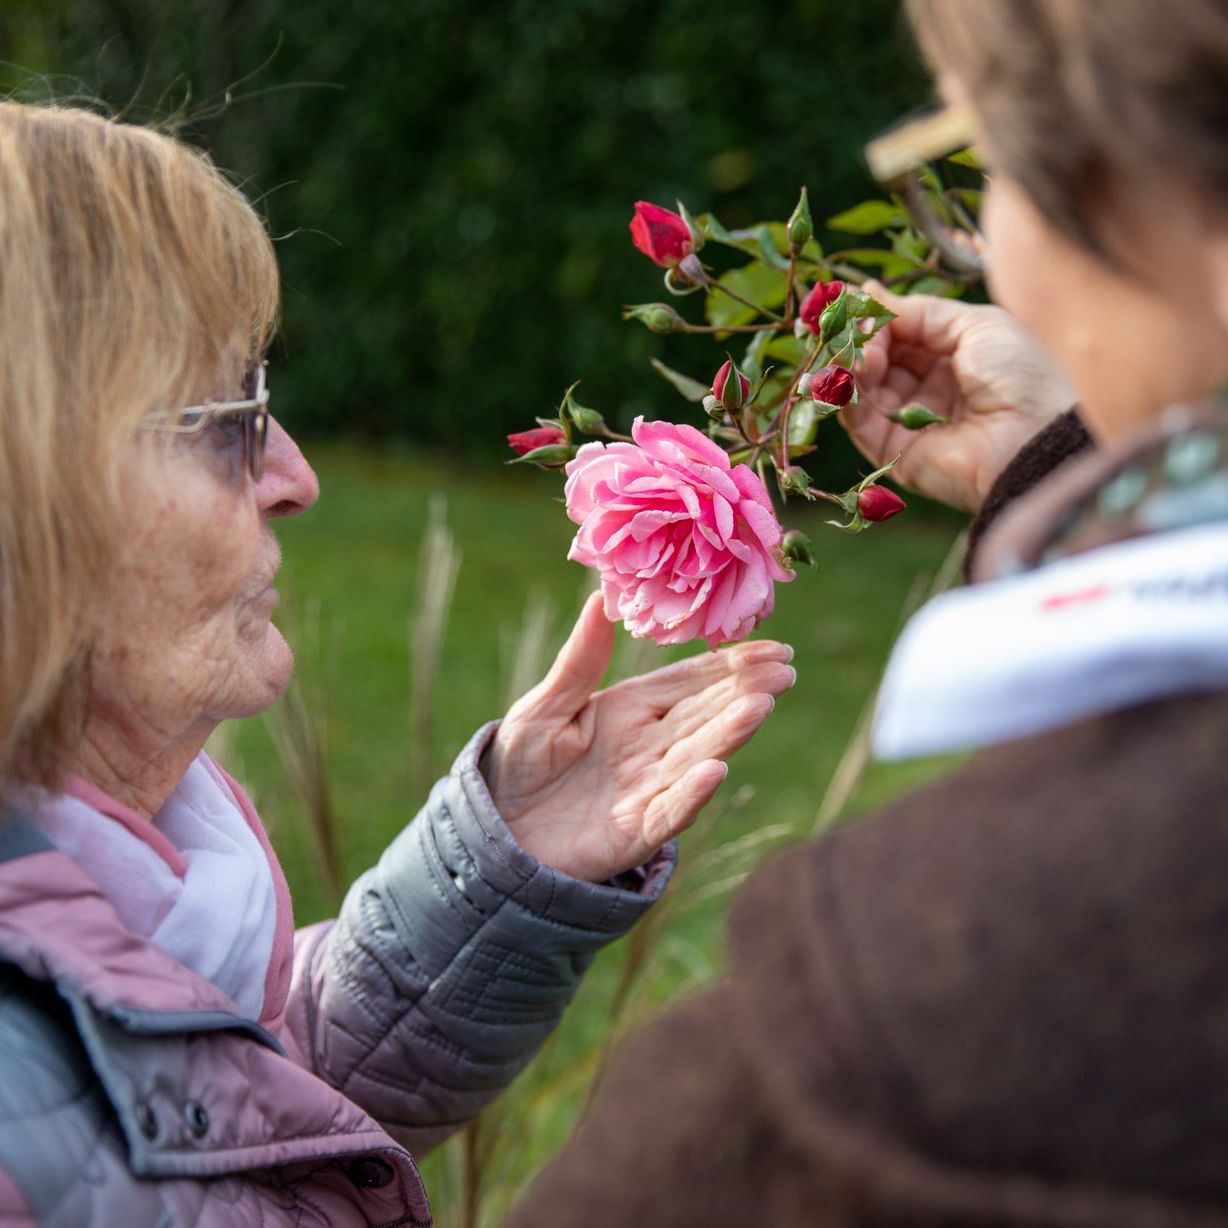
873, 521, 1228, 760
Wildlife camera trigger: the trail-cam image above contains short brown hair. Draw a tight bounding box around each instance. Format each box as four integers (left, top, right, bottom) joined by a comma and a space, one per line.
906, 0, 1228, 250
0, 104, 279, 790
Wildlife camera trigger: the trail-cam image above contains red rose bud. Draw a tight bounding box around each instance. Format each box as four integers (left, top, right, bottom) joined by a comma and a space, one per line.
799, 279, 845, 335
629, 201, 694, 268
712, 359, 751, 411
508, 425, 566, 456
857, 485, 907, 522
809, 365, 856, 407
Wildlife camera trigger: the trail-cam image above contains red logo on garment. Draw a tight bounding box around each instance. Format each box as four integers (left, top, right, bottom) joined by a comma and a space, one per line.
1040, 583, 1111, 611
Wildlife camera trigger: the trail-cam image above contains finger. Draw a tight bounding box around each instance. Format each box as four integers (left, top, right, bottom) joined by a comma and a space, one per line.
530, 591, 615, 718
658, 691, 776, 784
640, 759, 729, 853
658, 659, 796, 743
610, 639, 793, 712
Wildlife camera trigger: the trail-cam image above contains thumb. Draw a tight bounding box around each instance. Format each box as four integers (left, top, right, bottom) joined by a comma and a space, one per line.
532, 591, 616, 718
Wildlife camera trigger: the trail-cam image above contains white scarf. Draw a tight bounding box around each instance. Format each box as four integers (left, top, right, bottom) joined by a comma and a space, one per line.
873, 520, 1228, 761
21, 752, 277, 1019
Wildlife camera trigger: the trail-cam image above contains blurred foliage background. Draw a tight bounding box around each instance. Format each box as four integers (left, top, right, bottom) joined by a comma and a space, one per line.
0, 0, 928, 471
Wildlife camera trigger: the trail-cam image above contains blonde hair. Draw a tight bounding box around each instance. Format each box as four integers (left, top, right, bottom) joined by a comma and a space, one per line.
0, 102, 280, 790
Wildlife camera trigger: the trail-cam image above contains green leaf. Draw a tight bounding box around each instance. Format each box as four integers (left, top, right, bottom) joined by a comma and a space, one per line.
753, 222, 793, 270
909, 275, 949, 295
855, 453, 901, 491
695, 217, 802, 271
845, 288, 896, 322
826, 200, 907, 235
649, 357, 710, 402
825, 513, 870, 534
696, 213, 763, 262
764, 335, 807, 364
948, 147, 983, 170
741, 328, 773, 383
948, 186, 983, 211
535, 416, 567, 431
697, 212, 737, 244
507, 443, 573, 466
891, 227, 929, 264
829, 326, 858, 369
704, 262, 789, 330
787, 400, 819, 448
828, 247, 899, 267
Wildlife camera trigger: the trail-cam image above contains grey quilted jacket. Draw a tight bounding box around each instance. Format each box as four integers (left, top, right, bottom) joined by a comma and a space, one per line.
0, 723, 674, 1225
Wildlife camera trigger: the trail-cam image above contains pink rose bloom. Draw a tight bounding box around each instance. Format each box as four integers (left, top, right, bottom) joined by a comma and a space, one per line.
564, 417, 794, 648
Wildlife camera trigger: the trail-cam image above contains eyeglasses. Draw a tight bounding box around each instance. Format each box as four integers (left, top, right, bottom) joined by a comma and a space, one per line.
144, 361, 270, 482
864, 103, 985, 278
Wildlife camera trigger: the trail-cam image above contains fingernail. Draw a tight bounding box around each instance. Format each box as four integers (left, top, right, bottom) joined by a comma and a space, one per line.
783, 644, 795, 662
784, 666, 797, 688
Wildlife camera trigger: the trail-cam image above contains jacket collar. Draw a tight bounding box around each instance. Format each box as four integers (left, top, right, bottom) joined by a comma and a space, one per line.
976, 401, 1228, 582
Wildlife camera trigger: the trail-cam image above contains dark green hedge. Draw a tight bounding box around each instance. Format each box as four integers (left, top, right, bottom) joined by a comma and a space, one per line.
1, 0, 928, 462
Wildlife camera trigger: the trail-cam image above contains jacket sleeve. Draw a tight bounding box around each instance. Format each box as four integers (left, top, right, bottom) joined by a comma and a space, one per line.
280, 721, 675, 1154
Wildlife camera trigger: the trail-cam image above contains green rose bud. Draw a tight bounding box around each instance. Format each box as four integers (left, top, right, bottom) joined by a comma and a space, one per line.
818, 287, 848, 338
787, 187, 813, 251
779, 465, 812, 498
621, 302, 685, 335
890, 403, 948, 430
566, 394, 606, 436
781, 528, 816, 568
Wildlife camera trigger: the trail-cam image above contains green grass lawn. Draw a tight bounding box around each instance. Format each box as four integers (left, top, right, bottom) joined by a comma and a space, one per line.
220, 440, 963, 1225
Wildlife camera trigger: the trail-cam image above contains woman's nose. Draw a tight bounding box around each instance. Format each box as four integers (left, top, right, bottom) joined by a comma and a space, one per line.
256, 416, 320, 518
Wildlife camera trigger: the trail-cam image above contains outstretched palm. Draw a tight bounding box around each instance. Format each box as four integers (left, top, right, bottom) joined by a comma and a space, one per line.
484, 594, 795, 882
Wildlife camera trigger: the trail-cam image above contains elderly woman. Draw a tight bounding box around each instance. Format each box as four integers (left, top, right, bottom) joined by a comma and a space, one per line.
507, 2, 1228, 1225
0, 103, 797, 1224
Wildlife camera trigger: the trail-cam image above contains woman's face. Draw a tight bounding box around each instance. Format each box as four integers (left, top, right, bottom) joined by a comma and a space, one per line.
85, 391, 319, 750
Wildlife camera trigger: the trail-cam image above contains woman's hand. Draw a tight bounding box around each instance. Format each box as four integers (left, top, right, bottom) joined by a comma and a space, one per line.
843, 283, 1077, 514
484, 594, 795, 883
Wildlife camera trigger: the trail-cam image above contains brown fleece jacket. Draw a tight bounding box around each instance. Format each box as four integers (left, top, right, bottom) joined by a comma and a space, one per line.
506, 414, 1228, 1228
